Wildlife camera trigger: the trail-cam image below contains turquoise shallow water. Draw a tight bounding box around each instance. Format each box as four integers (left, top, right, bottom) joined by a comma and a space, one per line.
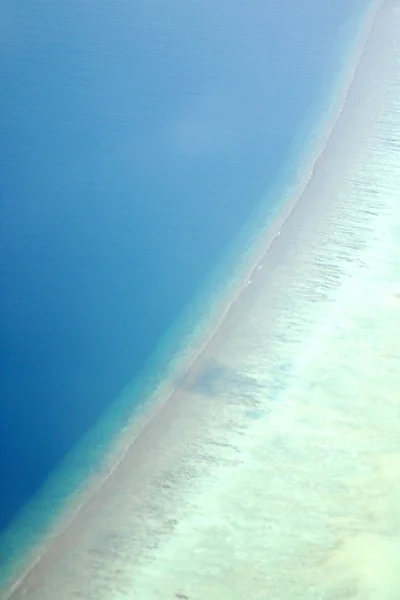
0, 0, 374, 588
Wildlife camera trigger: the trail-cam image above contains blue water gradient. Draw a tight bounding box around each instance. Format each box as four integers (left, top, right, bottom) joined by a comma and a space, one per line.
0, 0, 371, 537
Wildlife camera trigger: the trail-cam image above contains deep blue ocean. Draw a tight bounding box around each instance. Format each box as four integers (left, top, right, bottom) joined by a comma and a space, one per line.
0, 0, 370, 536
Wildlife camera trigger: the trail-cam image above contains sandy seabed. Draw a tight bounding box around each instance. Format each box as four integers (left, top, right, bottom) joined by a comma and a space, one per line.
4, 1, 400, 599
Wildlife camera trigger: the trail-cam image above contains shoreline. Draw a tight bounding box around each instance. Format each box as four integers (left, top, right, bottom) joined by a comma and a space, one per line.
1, 1, 385, 597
